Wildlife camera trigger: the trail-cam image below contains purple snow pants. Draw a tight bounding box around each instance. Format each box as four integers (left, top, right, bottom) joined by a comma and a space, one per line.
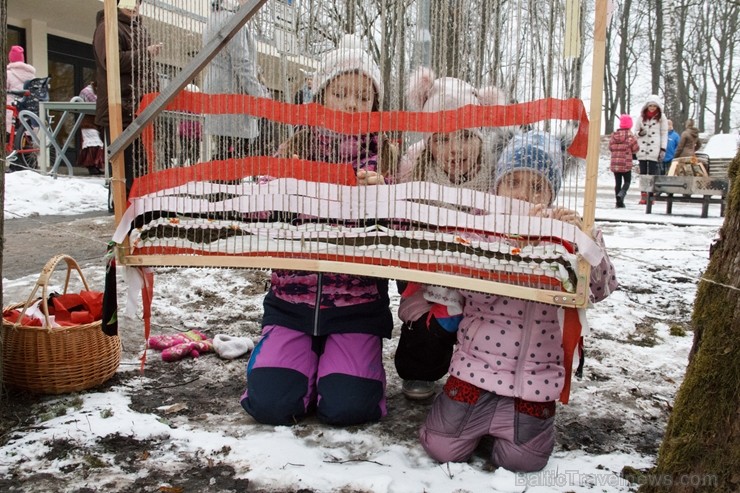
420, 380, 555, 472
241, 324, 386, 426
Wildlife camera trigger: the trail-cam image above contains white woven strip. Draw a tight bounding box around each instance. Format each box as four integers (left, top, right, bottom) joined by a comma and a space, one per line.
129, 218, 578, 292
114, 179, 602, 265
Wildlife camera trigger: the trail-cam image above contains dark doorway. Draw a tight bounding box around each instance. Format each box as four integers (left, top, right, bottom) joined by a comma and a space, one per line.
47, 35, 96, 166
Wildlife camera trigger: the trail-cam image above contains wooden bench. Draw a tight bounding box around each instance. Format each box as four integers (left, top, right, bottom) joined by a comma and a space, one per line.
640, 176, 729, 218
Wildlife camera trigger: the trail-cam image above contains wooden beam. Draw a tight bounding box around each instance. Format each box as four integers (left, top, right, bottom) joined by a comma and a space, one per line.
107, 0, 268, 160
573, 0, 609, 308
121, 254, 588, 308
103, 0, 128, 225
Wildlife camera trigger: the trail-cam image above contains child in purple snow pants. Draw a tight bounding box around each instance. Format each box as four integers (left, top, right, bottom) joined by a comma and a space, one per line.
240, 36, 397, 427
242, 325, 387, 425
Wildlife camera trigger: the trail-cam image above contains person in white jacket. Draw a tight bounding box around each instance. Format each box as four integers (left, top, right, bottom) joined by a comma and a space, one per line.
203, 0, 268, 161
5, 45, 36, 135
633, 94, 668, 204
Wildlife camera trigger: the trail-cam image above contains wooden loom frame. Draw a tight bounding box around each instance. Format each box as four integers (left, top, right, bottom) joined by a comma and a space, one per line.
104, 0, 608, 308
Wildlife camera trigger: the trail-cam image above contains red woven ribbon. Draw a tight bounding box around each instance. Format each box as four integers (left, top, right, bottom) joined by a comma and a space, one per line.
134, 92, 590, 184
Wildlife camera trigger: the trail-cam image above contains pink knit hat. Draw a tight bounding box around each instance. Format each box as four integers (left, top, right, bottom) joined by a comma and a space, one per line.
9, 45, 25, 63
406, 67, 507, 139
619, 114, 633, 129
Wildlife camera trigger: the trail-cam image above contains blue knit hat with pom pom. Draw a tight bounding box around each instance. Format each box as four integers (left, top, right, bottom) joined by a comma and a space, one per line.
494, 131, 564, 201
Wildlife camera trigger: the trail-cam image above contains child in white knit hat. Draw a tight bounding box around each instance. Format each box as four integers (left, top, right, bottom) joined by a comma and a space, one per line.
275, 34, 397, 183
394, 67, 508, 400
241, 34, 398, 427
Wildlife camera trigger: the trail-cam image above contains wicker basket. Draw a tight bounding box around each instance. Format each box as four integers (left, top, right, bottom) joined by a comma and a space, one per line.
2, 254, 121, 394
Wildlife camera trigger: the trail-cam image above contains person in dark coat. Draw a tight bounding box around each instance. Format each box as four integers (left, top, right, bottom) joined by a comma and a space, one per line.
675, 119, 702, 159
93, 0, 161, 196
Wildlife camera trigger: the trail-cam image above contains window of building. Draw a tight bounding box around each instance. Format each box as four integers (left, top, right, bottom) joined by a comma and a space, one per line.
6, 25, 26, 53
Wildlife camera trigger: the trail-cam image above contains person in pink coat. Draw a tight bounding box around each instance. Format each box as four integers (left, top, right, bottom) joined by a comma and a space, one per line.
608, 114, 640, 208
418, 131, 618, 473
5, 45, 36, 135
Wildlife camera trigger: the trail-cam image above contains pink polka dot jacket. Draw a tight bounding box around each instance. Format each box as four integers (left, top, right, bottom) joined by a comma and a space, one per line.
449, 229, 617, 403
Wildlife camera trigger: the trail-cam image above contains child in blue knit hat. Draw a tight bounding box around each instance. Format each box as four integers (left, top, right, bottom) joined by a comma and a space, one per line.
495, 130, 564, 208
418, 130, 618, 473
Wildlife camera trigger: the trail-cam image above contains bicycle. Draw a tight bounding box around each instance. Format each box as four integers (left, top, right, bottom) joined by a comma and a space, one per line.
5, 77, 52, 172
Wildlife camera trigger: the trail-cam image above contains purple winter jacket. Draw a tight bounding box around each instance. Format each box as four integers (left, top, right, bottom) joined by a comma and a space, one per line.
449, 230, 618, 402
262, 129, 394, 339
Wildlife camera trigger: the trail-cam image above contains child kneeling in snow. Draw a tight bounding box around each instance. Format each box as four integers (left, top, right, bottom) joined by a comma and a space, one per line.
419, 131, 618, 472
239, 35, 397, 427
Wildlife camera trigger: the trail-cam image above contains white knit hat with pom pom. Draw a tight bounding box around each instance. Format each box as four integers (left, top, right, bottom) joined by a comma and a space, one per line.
406, 67, 507, 139
313, 34, 383, 105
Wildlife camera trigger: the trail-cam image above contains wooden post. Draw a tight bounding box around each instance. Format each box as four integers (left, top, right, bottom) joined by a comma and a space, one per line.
574, 0, 608, 307
1, 0, 7, 394
103, 0, 127, 225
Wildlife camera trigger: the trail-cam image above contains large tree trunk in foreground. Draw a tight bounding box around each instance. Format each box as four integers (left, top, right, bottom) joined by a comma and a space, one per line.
1, 0, 8, 395
640, 151, 740, 492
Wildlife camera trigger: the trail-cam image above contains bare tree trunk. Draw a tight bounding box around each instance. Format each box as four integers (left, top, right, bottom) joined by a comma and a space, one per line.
570, 0, 587, 99
697, 69, 708, 131
474, 0, 490, 87
430, 0, 464, 77
603, 18, 616, 134
651, 0, 663, 95
345, 0, 355, 34
544, 1, 555, 99
663, 0, 678, 126
616, 0, 633, 131
716, 2, 738, 133
695, 1, 710, 131
378, 0, 403, 111
603, 0, 635, 135
673, 1, 690, 132
640, 150, 740, 491
397, 13, 406, 109
1, 0, 7, 395
704, 1, 740, 133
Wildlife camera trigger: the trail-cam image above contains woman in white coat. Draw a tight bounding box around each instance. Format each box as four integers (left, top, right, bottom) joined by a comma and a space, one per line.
633, 95, 668, 204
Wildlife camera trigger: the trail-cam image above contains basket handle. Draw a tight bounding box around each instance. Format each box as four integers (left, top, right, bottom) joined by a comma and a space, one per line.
15, 254, 91, 329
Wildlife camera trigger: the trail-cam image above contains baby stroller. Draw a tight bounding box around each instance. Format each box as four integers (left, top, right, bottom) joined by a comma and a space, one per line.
8, 77, 51, 171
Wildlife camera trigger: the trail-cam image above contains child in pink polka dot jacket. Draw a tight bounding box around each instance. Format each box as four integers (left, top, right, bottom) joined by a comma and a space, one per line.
419, 131, 618, 473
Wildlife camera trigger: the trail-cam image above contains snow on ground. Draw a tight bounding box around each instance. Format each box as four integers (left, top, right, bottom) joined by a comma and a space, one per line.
0, 157, 726, 492
2, 171, 108, 219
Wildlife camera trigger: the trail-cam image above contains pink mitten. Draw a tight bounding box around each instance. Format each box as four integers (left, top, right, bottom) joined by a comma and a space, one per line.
148, 330, 207, 350
160, 339, 214, 362
189, 339, 214, 358
161, 342, 197, 362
